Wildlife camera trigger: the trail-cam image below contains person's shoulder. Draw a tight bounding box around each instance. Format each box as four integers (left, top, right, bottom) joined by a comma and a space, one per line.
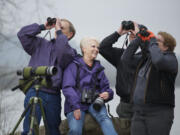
164, 51, 177, 59
64, 60, 78, 71
94, 60, 105, 71
69, 56, 83, 68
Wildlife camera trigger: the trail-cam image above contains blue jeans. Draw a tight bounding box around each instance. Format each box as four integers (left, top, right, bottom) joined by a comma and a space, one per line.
21, 88, 61, 135
66, 104, 118, 135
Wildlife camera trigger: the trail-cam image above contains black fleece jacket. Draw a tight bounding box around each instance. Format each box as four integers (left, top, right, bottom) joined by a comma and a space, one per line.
99, 32, 141, 103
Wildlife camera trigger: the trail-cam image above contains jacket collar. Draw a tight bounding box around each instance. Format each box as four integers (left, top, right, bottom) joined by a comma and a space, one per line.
73, 56, 104, 74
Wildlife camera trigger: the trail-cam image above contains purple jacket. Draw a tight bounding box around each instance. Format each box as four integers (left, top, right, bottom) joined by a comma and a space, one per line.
62, 56, 114, 114
17, 23, 77, 94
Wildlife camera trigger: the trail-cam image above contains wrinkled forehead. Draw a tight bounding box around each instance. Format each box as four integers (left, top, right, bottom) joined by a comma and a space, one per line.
81, 38, 99, 48
156, 34, 164, 40
61, 20, 70, 28
87, 39, 99, 46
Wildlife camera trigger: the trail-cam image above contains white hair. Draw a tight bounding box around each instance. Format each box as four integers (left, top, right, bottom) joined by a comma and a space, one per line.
80, 37, 99, 54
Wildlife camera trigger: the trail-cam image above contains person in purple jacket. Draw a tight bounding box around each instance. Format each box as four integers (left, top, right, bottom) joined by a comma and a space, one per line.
62, 37, 118, 135
17, 18, 77, 135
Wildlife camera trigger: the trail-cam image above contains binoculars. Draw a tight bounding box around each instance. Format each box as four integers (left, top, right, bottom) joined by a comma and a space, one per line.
47, 17, 56, 26
122, 20, 135, 31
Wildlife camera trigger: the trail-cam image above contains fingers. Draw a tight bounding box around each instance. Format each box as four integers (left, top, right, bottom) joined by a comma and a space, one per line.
132, 21, 139, 35
99, 92, 109, 100
44, 17, 61, 30
55, 18, 61, 31
45, 20, 55, 30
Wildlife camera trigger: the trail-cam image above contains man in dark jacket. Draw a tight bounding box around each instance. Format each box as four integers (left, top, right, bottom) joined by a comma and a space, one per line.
121, 29, 178, 135
17, 18, 77, 135
99, 23, 141, 135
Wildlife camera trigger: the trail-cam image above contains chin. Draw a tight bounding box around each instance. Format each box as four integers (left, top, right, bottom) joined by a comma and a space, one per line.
93, 55, 98, 59
92, 57, 96, 60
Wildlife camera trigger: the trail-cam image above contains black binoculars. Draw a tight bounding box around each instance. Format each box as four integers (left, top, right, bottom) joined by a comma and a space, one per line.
47, 17, 56, 26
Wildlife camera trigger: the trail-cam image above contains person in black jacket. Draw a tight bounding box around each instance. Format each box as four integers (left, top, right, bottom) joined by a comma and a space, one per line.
121, 27, 178, 135
99, 22, 141, 135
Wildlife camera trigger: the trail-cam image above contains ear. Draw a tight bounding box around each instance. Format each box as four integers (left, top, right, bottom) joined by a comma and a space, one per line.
82, 46, 86, 53
67, 32, 73, 39
164, 46, 169, 51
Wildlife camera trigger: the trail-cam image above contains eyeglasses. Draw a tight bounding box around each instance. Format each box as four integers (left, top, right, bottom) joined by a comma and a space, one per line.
157, 39, 164, 44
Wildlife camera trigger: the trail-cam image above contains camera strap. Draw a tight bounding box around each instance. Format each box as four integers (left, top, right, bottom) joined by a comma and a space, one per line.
75, 62, 81, 92
43, 30, 52, 40
122, 33, 129, 49
91, 67, 104, 93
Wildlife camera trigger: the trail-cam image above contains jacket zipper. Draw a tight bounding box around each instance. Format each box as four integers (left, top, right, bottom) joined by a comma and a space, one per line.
130, 59, 144, 103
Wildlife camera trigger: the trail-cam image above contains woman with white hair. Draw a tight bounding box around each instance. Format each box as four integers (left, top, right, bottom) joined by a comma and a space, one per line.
62, 37, 118, 135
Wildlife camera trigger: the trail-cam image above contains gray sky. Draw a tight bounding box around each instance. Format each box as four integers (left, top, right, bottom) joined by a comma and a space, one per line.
1, 0, 180, 85
13, 0, 180, 53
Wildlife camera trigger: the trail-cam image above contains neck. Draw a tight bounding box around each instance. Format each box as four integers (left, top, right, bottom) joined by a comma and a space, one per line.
83, 55, 94, 67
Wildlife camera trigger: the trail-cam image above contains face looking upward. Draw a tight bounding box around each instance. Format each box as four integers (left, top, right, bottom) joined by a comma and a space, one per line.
129, 33, 136, 42
156, 34, 168, 52
60, 20, 73, 40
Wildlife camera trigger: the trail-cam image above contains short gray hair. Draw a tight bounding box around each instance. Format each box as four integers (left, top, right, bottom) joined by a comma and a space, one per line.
80, 37, 99, 54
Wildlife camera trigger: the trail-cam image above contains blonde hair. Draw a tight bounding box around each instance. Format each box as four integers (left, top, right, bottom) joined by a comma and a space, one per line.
80, 37, 99, 54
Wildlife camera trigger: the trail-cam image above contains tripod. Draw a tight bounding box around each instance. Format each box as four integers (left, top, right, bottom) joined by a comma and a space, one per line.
10, 76, 49, 135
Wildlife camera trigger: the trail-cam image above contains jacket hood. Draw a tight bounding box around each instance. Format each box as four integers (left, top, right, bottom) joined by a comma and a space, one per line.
73, 55, 105, 74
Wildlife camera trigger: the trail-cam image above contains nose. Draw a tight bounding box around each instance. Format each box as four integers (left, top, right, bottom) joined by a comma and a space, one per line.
96, 47, 99, 52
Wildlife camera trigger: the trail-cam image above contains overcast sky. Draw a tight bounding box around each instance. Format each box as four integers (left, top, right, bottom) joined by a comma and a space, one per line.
44, 0, 180, 53
12, 0, 180, 53
1, 0, 180, 59
1, 0, 179, 87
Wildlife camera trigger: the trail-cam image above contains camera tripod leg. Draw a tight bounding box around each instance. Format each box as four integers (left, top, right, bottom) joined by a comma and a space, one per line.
38, 98, 50, 135
28, 97, 39, 135
9, 103, 32, 135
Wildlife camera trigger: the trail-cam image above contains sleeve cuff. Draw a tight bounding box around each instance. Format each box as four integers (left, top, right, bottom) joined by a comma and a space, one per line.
39, 24, 46, 31
150, 37, 157, 43
114, 31, 121, 38
71, 104, 80, 111
56, 30, 62, 36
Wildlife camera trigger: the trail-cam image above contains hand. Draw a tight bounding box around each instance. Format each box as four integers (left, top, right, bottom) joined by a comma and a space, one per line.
45, 22, 55, 30
99, 92, 109, 100
130, 21, 139, 36
55, 18, 62, 31
117, 25, 130, 36
73, 109, 81, 120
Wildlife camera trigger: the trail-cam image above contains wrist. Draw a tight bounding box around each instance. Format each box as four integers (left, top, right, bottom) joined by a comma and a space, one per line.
56, 30, 62, 36
39, 24, 46, 31
115, 31, 121, 38
116, 30, 122, 36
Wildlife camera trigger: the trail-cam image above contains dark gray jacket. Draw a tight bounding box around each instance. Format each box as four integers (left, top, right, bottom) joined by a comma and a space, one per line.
121, 37, 178, 106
